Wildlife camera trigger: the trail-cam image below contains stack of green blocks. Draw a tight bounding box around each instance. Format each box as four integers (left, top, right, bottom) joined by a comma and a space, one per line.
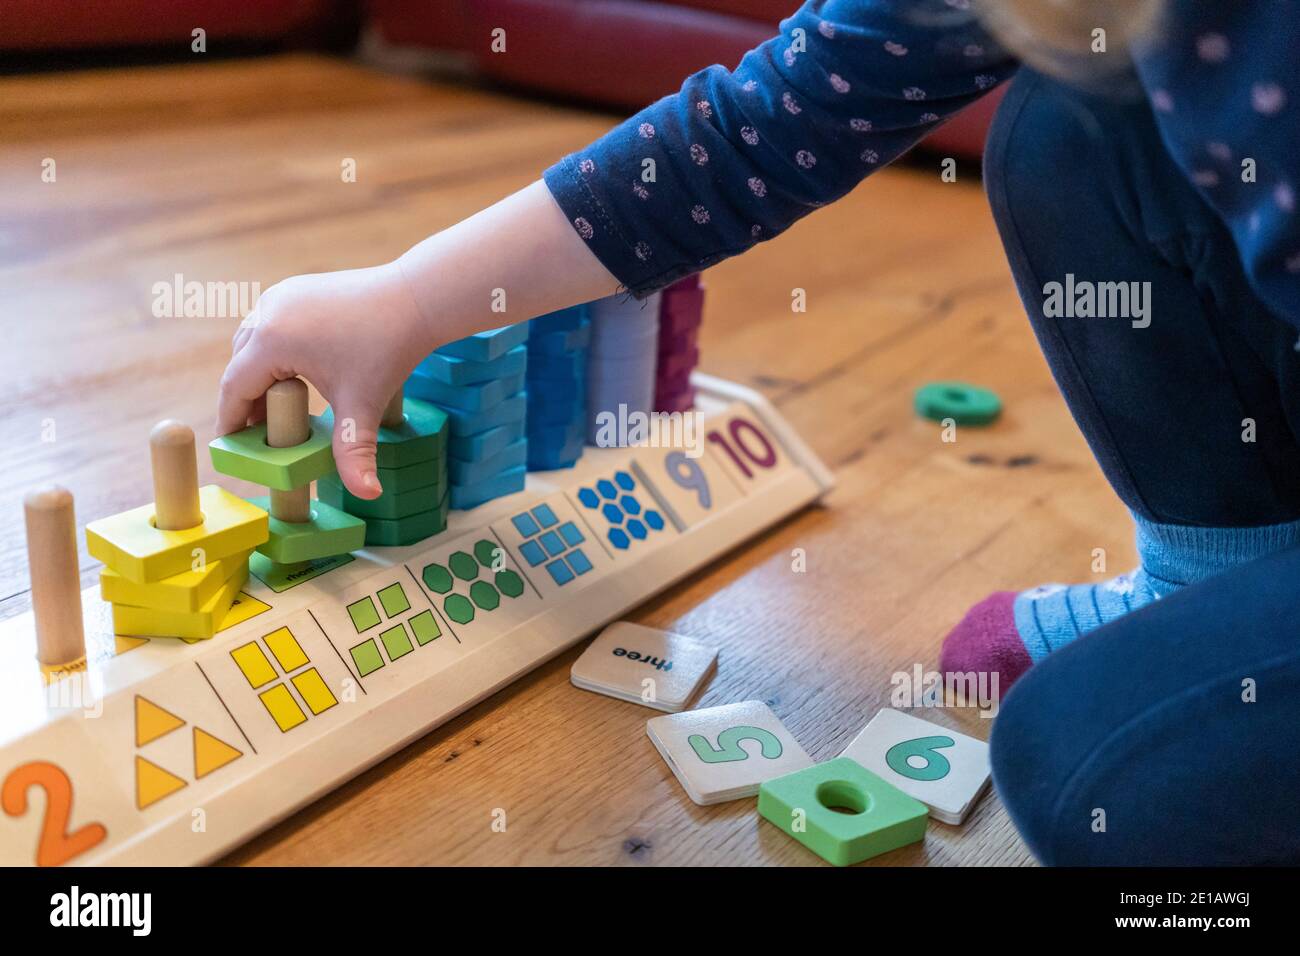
316, 397, 450, 547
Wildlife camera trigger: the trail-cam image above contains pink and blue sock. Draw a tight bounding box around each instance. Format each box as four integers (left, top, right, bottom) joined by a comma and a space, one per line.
941, 514, 1300, 687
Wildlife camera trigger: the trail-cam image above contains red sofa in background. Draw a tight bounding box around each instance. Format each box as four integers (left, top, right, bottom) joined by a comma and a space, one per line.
371, 0, 1002, 159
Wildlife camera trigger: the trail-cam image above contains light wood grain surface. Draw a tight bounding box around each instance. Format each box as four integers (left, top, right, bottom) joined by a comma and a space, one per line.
0, 54, 1135, 866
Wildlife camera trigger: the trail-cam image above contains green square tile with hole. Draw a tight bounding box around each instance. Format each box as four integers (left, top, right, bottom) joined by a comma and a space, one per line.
347, 596, 381, 633
757, 757, 928, 866
409, 610, 441, 645
350, 639, 385, 677
380, 623, 413, 661
377, 581, 411, 618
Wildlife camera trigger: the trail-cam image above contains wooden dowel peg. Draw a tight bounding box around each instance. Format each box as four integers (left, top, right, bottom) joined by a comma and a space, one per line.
24, 486, 86, 667
150, 420, 202, 531
381, 390, 405, 430
266, 378, 311, 523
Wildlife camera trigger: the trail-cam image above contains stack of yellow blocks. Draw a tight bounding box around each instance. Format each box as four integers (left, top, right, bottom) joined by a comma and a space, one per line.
87, 485, 269, 640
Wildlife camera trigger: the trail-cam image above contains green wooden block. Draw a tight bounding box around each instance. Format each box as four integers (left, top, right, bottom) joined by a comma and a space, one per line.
319, 397, 448, 469
376, 458, 448, 495
317, 473, 445, 521
757, 757, 928, 866
247, 496, 366, 564
361, 491, 450, 547
210, 418, 336, 490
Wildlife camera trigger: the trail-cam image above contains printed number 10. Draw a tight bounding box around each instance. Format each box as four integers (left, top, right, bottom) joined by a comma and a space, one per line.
707, 416, 777, 480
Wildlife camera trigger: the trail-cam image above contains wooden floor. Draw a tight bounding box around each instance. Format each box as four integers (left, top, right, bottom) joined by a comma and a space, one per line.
0, 54, 1135, 866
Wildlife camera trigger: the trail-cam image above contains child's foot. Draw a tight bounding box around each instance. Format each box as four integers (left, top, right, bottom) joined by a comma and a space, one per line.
940, 514, 1300, 688
941, 570, 1167, 687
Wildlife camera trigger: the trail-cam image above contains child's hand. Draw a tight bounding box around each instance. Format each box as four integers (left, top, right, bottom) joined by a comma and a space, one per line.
217, 261, 428, 500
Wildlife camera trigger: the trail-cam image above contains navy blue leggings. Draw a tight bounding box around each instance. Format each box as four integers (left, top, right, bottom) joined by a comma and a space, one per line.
983, 70, 1300, 864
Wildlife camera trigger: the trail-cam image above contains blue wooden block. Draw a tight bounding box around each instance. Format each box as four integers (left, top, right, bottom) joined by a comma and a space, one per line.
407, 368, 526, 412
450, 465, 527, 510
437, 324, 529, 362
443, 392, 527, 437
447, 419, 525, 461
449, 438, 528, 485
414, 344, 527, 386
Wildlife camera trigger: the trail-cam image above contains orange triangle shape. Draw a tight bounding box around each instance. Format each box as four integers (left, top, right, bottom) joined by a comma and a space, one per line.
194, 727, 243, 779
114, 635, 149, 656
135, 695, 185, 748
135, 755, 186, 809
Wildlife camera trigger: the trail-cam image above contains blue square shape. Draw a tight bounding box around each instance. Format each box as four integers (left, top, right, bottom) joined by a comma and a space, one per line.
512, 512, 539, 538
559, 521, 584, 546
567, 549, 593, 575
547, 559, 575, 585
519, 539, 546, 567
532, 503, 558, 527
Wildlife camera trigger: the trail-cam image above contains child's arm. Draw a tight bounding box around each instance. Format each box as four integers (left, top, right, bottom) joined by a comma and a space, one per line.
218, 0, 1015, 498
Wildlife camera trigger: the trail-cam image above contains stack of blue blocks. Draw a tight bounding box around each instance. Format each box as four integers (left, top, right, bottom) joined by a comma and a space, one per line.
406, 324, 529, 510
526, 306, 589, 471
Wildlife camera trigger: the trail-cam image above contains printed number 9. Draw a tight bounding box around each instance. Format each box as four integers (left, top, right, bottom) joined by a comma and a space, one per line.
885, 735, 954, 782
666, 451, 711, 509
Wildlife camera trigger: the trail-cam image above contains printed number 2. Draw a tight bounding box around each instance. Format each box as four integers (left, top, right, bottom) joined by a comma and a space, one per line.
665, 451, 711, 509
688, 726, 784, 764
1, 761, 107, 866
885, 736, 954, 782
706, 416, 777, 480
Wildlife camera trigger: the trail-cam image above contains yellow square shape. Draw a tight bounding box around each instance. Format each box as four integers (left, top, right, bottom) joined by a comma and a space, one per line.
264, 626, 309, 672
259, 683, 307, 732
87, 485, 268, 584
231, 640, 277, 689
100, 549, 252, 613
111, 563, 247, 640
291, 668, 337, 715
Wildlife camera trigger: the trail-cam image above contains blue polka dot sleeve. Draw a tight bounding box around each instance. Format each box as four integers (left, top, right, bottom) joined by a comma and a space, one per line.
543, 0, 1016, 297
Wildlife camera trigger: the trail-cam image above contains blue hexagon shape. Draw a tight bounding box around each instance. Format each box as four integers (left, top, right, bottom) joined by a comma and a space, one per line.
614, 471, 635, 491
627, 519, 647, 540
645, 510, 665, 531
620, 495, 641, 516
578, 487, 599, 509
602, 503, 624, 525
608, 528, 630, 549
597, 479, 617, 500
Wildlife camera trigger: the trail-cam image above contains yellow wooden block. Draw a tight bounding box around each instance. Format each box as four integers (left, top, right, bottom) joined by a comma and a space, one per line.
259, 683, 307, 732
87, 485, 268, 585
100, 549, 252, 613
111, 563, 248, 640
290, 667, 337, 716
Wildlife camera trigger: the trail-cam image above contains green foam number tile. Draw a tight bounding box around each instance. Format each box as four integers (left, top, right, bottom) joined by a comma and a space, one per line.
913, 381, 1002, 426
757, 757, 928, 866
247, 496, 366, 565
210, 419, 337, 490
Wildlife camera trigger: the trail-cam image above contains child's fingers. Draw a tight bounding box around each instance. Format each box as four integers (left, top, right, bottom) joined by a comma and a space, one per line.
329, 396, 384, 500
216, 341, 280, 436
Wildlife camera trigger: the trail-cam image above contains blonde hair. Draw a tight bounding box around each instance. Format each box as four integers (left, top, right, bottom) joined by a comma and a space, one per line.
974, 0, 1165, 84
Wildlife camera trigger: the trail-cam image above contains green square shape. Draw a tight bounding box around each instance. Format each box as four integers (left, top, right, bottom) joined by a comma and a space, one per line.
347, 595, 381, 633
350, 638, 385, 677
376, 581, 411, 617
409, 609, 441, 645
319, 398, 447, 469
317, 471, 445, 521
248, 496, 366, 564
379, 623, 413, 661
361, 492, 450, 547
210, 417, 337, 490
757, 758, 928, 866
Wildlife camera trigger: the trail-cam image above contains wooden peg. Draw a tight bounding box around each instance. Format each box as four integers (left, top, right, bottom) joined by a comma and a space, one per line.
266, 378, 311, 523
381, 390, 405, 430
24, 486, 86, 667
150, 420, 202, 531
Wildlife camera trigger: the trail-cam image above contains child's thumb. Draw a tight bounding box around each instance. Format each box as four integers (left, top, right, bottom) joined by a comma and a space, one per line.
330, 400, 384, 500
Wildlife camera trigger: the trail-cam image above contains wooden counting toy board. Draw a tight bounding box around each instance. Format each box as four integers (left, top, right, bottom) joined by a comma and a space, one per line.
0, 375, 833, 866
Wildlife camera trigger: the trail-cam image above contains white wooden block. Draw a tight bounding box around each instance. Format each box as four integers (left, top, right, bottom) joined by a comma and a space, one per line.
570, 621, 717, 712
646, 700, 812, 805
839, 709, 991, 825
